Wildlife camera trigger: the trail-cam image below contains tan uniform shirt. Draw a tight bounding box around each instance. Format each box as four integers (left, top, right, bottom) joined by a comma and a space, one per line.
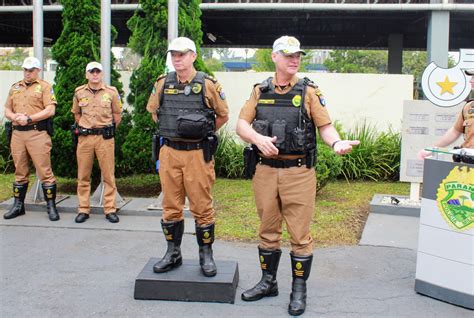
5, 79, 56, 120
146, 69, 229, 118
71, 84, 122, 129
453, 100, 474, 148
239, 74, 332, 159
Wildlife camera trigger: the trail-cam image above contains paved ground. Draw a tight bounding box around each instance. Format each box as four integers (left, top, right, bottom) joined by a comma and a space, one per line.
1, 212, 472, 317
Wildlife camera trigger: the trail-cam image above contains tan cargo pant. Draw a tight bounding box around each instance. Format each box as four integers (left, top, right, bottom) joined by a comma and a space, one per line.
159, 145, 216, 225
252, 164, 316, 255
76, 135, 116, 214
11, 130, 56, 185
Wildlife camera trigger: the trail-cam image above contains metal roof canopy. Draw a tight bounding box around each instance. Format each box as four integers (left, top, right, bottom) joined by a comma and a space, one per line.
0, 4, 472, 50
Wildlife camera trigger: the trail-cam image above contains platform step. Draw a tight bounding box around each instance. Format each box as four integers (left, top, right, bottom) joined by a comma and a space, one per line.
134, 258, 239, 304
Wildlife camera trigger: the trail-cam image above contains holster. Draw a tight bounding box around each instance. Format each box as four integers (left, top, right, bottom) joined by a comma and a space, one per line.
45, 117, 54, 136
203, 132, 219, 163
70, 123, 79, 147
243, 145, 258, 179
305, 147, 317, 168
102, 124, 115, 140
5, 121, 12, 148
152, 131, 161, 163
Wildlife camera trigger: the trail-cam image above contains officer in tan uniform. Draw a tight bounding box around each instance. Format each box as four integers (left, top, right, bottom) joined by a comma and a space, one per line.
3, 57, 59, 221
146, 37, 229, 277
419, 68, 474, 160
71, 62, 122, 223
236, 36, 359, 316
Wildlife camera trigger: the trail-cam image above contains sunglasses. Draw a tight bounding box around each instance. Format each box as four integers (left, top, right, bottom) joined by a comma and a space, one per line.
88, 69, 102, 74
23, 68, 36, 73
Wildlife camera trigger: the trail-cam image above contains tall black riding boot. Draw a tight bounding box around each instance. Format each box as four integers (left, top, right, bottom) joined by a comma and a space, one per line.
42, 183, 59, 221
196, 223, 217, 277
153, 219, 184, 273
3, 182, 28, 220
288, 253, 313, 316
241, 247, 282, 301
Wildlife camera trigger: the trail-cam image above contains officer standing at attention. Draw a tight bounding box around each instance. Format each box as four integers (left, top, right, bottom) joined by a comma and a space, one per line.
3, 57, 59, 221
71, 62, 122, 223
236, 36, 359, 316
146, 37, 229, 277
419, 68, 474, 159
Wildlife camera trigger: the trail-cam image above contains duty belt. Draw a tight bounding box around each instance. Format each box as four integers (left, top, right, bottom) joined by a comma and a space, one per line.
78, 127, 106, 135
164, 139, 203, 151
12, 123, 47, 131
258, 156, 306, 168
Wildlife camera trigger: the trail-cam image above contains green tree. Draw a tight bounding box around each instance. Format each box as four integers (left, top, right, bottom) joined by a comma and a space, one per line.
51, 0, 126, 177
204, 57, 224, 72
0, 48, 28, 70
324, 50, 388, 73
124, 0, 209, 173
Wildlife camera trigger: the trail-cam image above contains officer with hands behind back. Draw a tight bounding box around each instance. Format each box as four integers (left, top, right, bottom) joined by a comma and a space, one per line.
71, 62, 122, 224
146, 37, 229, 277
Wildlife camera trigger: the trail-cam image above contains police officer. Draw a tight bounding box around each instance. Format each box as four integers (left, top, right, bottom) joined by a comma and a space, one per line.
418, 68, 474, 159
146, 37, 229, 277
236, 36, 359, 316
3, 57, 59, 221
71, 62, 122, 223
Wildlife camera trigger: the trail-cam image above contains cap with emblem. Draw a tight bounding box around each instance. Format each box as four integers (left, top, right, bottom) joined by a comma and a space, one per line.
22, 57, 41, 69
167, 37, 196, 54
86, 61, 103, 72
465, 69, 474, 76
272, 36, 306, 56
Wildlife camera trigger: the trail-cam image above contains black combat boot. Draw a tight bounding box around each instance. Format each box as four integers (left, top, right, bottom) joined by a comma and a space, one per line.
153, 219, 184, 273
241, 247, 282, 301
196, 223, 217, 277
42, 183, 59, 221
3, 183, 28, 220
288, 253, 313, 316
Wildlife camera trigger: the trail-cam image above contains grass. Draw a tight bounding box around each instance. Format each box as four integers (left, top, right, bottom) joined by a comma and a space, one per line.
213, 178, 410, 247
0, 174, 409, 247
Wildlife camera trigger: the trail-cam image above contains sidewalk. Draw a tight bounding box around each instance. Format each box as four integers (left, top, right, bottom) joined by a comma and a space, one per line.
1, 212, 472, 317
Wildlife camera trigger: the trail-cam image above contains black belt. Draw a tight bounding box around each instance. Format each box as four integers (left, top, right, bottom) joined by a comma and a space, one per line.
164, 139, 203, 151
258, 157, 306, 168
12, 123, 46, 131
78, 127, 105, 135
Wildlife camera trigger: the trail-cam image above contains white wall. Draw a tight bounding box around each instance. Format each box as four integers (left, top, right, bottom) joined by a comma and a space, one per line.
1, 70, 413, 133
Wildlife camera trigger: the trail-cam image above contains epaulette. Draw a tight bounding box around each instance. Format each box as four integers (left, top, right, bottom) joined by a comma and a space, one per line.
156, 73, 167, 82
303, 77, 317, 89
11, 80, 22, 87
204, 74, 217, 83
75, 84, 87, 92
106, 85, 118, 92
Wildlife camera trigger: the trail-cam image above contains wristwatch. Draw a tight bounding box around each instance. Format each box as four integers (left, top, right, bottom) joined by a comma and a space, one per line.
26, 116, 32, 124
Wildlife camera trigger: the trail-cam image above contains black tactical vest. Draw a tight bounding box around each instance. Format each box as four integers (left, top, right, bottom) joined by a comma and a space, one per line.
158, 71, 215, 141
253, 77, 316, 155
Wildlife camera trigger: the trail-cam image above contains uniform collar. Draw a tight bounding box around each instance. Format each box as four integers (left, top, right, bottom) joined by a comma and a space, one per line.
86, 83, 106, 92
272, 73, 298, 91
176, 69, 197, 84
20, 78, 40, 86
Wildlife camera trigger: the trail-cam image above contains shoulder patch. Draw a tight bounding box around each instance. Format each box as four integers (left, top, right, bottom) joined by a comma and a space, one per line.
314, 87, 326, 107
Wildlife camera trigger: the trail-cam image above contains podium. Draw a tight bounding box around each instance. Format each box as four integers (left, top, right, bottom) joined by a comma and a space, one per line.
134, 258, 239, 304
415, 155, 474, 309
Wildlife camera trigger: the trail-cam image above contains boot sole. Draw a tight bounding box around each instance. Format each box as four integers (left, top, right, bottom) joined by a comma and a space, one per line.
153, 259, 183, 273
201, 269, 217, 277
3, 211, 25, 220
288, 307, 305, 316
241, 289, 279, 302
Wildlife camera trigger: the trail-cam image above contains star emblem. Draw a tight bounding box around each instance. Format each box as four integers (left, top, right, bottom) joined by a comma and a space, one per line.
436, 76, 457, 95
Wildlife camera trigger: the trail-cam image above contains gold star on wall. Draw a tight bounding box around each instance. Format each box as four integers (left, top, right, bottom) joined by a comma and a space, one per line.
436, 76, 457, 95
